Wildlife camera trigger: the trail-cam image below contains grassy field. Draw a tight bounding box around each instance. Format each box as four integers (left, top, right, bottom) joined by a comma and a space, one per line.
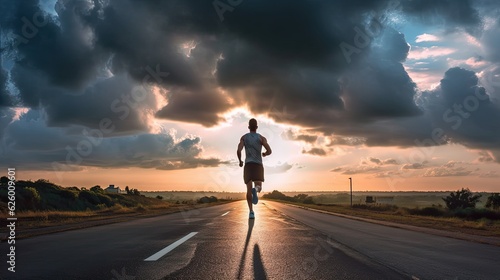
3, 201, 232, 234
142, 191, 247, 202
0, 179, 236, 238
265, 200, 500, 238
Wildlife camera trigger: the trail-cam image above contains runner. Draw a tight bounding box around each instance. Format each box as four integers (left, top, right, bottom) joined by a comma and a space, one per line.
237, 118, 272, 219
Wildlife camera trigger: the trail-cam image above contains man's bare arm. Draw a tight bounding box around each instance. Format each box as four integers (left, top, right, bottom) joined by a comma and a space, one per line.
261, 136, 272, 157
237, 137, 244, 167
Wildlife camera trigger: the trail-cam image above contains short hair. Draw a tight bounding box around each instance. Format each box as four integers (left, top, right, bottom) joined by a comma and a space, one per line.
248, 118, 258, 130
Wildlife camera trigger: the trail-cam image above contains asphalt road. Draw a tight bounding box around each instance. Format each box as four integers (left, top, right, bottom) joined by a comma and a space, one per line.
264, 201, 500, 280
1, 200, 498, 279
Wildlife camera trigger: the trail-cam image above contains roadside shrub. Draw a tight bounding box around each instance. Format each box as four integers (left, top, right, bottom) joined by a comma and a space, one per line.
443, 188, 481, 210
90, 185, 104, 193
22, 187, 41, 209
303, 196, 314, 204
485, 193, 500, 210
452, 208, 500, 220
198, 196, 218, 203
263, 190, 289, 200
60, 189, 78, 200
408, 207, 445, 217
79, 190, 100, 205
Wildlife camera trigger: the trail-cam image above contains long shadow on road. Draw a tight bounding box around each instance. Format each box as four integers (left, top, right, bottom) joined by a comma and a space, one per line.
253, 244, 268, 280
237, 218, 254, 279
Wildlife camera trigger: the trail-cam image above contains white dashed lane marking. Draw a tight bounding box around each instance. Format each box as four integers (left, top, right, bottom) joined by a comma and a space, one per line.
144, 232, 198, 261
221, 211, 230, 216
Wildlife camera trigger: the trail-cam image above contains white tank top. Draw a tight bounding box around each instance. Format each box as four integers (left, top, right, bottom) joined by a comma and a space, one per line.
244, 132, 262, 164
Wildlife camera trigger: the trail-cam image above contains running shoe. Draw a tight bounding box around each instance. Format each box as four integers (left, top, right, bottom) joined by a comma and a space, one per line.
249, 211, 255, 219
252, 187, 258, 204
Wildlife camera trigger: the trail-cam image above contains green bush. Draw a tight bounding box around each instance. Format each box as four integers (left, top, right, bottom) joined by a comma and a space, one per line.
23, 187, 41, 207
79, 190, 101, 205
263, 190, 289, 200
443, 188, 481, 210
303, 196, 314, 204
198, 196, 218, 203
485, 193, 500, 210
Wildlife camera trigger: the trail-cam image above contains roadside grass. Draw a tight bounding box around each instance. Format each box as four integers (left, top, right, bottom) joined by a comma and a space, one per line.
273, 201, 500, 237
0, 200, 234, 233
0, 179, 238, 236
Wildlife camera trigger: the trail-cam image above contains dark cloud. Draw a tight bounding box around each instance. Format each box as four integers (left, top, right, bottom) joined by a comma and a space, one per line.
302, 147, 327, 156
2, 0, 423, 133
369, 157, 399, 165
1, 0, 500, 172
0, 110, 226, 170
5, 0, 105, 90
482, 19, 500, 62
11, 68, 158, 134
0, 66, 11, 107
340, 28, 421, 121
281, 129, 318, 143
327, 136, 366, 146
420, 67, 500, 149
0, 108, 15, 142
155, 87, 230, 127
402, 162, 426, 169
402, 0, 483, 35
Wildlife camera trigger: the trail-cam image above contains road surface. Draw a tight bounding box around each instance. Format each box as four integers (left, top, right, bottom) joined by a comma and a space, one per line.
1, 200, 499, 279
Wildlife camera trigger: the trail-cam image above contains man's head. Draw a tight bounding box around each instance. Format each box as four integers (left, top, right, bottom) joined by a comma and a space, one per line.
248, 118, 258, 131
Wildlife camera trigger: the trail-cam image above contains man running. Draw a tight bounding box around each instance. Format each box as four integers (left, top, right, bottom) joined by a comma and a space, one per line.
237, 118, 272, 219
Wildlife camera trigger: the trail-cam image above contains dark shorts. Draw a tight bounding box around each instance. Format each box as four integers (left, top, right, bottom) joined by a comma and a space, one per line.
244, 162, 264, 184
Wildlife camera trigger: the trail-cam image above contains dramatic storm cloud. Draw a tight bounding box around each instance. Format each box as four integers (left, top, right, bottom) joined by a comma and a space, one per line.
1, 110, 225, 170
418, 67, 500, 162
1, 0, 500, 175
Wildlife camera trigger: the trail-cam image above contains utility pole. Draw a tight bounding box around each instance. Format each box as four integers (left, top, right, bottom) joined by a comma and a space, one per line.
349, 177, 352, 207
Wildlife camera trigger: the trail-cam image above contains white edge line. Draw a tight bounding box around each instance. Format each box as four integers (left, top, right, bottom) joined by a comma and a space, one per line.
221, 211, 230, 216
144, 232, 198, 261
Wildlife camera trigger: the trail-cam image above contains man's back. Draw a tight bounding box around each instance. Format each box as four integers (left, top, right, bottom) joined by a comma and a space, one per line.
243, 132, 262, 164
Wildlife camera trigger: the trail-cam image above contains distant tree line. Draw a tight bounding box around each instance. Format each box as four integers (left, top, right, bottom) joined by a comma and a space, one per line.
443, 188, 500, 210
198, 196, 218, 203
263, 190, 314, 204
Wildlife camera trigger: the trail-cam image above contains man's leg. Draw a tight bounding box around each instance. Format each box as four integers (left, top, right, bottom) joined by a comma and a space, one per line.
246, 181, 253, 211
254, 181, 263, 192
